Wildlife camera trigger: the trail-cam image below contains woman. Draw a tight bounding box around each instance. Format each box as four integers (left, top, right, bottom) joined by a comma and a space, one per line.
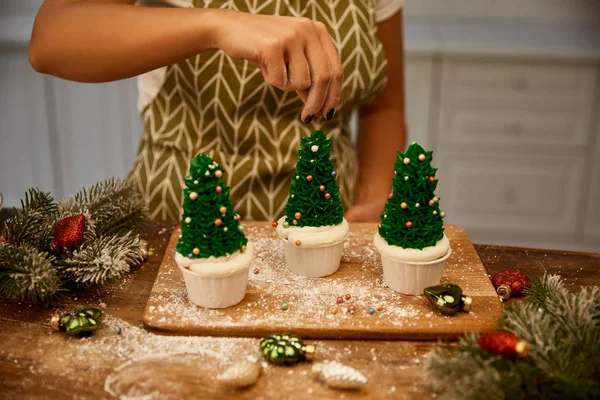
29, 0, 407, 222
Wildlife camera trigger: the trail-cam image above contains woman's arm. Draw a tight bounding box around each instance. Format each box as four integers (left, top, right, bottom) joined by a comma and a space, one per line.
345, 11, 407, 222
29, 0, 343, 120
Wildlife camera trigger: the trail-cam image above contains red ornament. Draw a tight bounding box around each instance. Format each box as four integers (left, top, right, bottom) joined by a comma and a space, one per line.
324, 193, 331, 200
319, 185, 325, 192
427, 176, 435, 184
215, 186, 223, 193
253, 268, 260, 275
306, 175, 313, 182
51, 214, 86, 250
491, 270, 531, 300
477, 331, 530, 358
406, 221, 413, 228
272, 221, 278, 228
428, 199, 435, 207
336, 296, 344, 304
388, 193, 394, 199
214, 218, 223, 227
344, 293, 351, 300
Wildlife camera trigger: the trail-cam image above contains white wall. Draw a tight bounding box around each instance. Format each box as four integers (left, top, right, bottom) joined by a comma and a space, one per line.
0, 0, 142, 206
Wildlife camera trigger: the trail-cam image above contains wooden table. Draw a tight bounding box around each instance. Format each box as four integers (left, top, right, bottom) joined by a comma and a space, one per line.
1, 215, 599, 399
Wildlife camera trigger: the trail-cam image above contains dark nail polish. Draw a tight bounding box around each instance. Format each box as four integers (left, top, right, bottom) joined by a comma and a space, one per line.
326, 108, 336, 120
304, 115, 314, 124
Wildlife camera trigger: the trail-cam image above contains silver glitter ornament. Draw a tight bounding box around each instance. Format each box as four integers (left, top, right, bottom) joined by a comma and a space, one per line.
312, 360, 368, 390
217, 360, 262, 388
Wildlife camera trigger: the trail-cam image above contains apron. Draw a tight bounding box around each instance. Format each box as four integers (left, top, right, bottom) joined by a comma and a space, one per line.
129, 0, 388, 221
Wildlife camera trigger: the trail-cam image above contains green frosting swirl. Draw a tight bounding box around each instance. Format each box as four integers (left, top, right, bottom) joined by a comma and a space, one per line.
378, 142, 445, 249
176, 154, 248, 258
284, 130, 344, 227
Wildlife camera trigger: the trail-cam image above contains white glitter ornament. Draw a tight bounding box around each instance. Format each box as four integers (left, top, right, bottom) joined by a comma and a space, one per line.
217, 360, 262, 388
185, 217, 192, 224
193, 180, 199, 185
312, 360, 368, 390
224, 227, 228, 232
415, 203, 420, 208
205, 171, 210, 176
311, 145, 319, 152
404, 176, 409, 181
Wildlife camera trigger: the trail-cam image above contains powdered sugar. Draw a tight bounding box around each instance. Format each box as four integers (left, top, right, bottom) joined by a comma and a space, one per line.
144, 224, 497, 338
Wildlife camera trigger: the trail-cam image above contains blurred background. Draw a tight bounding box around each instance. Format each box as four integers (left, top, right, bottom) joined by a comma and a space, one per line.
1, 0, 599, 251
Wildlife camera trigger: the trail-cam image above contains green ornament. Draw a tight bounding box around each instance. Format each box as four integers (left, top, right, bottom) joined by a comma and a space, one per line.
51, 308, 103, 335
424, 283, 472, 315
260, 333, 315, 365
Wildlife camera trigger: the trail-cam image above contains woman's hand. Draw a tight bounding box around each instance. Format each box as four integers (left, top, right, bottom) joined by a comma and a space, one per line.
30, 0, 343, 120
215, 11, 344, 122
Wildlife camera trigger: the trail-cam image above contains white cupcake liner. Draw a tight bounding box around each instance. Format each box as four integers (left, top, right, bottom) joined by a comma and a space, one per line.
178, 264, 250, 309
283, 239, 345, 278
380, 248, 452, 295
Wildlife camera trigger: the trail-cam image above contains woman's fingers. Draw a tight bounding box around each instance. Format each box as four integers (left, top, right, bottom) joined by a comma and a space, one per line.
238, 15, 342, 122
285, 42, 311, 92
301, 29, 332, 121
260, 43, 288, 90
313, 21, 343, 120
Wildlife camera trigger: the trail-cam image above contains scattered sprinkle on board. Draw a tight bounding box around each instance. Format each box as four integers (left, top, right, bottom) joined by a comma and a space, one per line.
143, 223, 502, 339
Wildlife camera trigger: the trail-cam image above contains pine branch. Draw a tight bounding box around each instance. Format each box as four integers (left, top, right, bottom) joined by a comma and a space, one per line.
425, 275, 600, 399
2, 188, 57, 249
0, 243, 61, 305
524, 274, 565, 309
55, 231, 143, 287
59, 178, 146, 239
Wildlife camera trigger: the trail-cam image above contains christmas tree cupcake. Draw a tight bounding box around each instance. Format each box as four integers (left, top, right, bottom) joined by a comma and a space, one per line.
373, 142, 451, 295
175, 154, 253, 308
274, 130, 349, 277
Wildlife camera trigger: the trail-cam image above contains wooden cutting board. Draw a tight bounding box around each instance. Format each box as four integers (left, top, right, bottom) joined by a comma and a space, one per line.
143, 222, 502, 339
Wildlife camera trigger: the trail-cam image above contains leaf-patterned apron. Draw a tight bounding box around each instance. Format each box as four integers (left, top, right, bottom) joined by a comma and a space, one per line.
129, 0, 388, 221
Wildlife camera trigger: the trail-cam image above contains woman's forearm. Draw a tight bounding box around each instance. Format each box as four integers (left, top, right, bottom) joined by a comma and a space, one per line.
355, 11, 406, 205
356, 108, 406, 203
30, 1, 221, 82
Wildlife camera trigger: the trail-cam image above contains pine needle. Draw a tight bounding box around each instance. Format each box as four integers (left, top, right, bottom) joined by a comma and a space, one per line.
2, 188, 57, 249
59, 178, 146, 238
56, 231, 143, 286
0, 243, 61, 305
